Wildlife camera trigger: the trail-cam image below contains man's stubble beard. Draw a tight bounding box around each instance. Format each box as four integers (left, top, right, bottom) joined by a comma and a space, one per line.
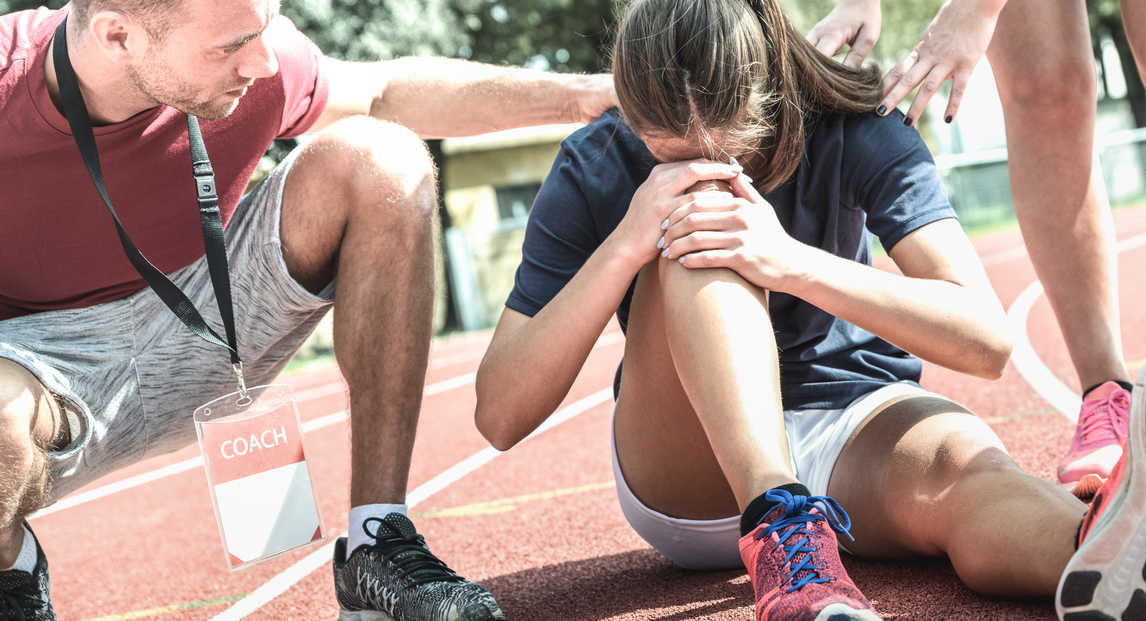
127, 62, 239, 120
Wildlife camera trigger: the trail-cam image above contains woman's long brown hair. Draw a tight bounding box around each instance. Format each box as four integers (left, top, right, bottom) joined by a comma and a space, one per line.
612, 0, 883, 191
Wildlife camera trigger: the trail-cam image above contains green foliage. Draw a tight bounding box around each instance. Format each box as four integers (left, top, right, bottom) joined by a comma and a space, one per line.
280, 0, 466, 61
0, 0, 63, 13
452, 0, 617, 73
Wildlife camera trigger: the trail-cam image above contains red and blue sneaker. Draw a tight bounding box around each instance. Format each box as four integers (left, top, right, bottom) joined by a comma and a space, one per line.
1056, 368, 1146, 620
738, 489, 881, 621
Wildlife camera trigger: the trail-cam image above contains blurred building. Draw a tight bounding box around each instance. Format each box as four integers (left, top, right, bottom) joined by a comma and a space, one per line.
439, 123, 580, 330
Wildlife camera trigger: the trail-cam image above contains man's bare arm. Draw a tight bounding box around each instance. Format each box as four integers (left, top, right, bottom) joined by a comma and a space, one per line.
312, 56, 616, 137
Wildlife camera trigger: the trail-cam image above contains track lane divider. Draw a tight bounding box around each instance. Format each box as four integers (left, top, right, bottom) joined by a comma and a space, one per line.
30, 372, 476, 520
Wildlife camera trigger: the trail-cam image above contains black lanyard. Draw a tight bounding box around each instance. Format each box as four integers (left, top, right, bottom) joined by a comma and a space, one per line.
52, 17, 247, 392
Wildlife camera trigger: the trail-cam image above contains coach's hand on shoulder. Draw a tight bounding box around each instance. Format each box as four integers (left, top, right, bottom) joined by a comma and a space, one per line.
569, 74, 619, 124
807, 0, 881, 69
659, 172, 811, 293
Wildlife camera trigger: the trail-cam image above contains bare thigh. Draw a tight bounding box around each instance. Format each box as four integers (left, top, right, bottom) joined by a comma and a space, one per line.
826, 395, 1013, 558
614, 263, 739, 520
988, 0, 1093, 100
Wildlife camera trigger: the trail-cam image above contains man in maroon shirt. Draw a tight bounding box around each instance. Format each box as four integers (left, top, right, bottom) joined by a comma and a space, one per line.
0, 0, 615, 618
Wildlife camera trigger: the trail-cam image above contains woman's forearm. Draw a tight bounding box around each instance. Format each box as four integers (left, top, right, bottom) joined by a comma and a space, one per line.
783, 244, 1012, 378
475, 236, 644, 449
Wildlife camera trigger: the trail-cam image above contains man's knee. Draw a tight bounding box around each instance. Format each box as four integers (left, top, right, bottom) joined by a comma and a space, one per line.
302, 116, 437, 223
0, 361, 57, 523
0, 361, 62, 452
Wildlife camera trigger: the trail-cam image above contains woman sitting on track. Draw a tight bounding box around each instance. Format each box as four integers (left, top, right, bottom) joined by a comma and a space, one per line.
474, 0, 1146, 619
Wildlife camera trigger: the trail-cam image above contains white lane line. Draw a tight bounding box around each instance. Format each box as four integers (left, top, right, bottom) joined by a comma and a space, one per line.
289, 332, 624, 403
981, 245, 1029, 267
1007, 282, 1081, 421
291, 382, 346, 404
210, 387, 615, 621
428, 330, 624, 369
29, 372, 473, 521
31, 410, 351, 520
29, 332, 626, 521
1005, 231, 1146, 421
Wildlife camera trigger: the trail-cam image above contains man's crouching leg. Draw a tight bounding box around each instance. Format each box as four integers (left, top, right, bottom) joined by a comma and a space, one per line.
280, 117, 502, 621
0, 359, 61, 617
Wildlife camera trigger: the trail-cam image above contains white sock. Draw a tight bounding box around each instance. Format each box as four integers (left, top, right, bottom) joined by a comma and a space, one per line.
348, 504, 408, 554
3, 525, 37, 574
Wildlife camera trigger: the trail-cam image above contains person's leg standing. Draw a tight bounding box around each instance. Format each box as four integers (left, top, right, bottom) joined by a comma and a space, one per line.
277, 116, 503, 621
1120, 0, 1146, 82
987, 0, 1131, 488
614, 260, 878, 620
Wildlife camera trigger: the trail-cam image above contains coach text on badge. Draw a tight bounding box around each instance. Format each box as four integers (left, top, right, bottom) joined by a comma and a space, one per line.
195, 384, 326, 570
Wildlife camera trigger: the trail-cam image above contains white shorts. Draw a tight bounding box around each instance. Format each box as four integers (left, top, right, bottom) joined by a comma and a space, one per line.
611, 381, 937, 570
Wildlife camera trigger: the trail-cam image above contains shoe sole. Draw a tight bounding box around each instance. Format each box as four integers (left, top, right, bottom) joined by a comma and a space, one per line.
814, 602, 884, 621
338, 608, 506, 621
338, 611, 395, 621
1070, 474, 1106, 503
1055, 366, 1146, 621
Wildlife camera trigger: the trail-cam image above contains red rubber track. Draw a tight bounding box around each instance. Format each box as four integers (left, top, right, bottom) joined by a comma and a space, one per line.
34, 205, 1146, 621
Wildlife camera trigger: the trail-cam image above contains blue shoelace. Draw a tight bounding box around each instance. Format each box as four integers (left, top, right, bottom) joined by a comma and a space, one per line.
755, 489, 855, 592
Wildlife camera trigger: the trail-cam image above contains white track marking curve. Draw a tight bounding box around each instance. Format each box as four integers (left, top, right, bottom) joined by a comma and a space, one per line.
1005, 232, 1146, 421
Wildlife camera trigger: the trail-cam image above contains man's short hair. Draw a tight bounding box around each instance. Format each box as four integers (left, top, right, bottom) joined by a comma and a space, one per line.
70, 0, 181, 41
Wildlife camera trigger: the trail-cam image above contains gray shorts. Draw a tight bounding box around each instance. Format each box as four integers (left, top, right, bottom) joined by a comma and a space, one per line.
0, 149, 334, 501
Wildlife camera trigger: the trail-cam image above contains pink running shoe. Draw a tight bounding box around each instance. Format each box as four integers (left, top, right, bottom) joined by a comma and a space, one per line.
739, 490, 881, 621
1055, 369, 1146, 620
1058, 382, 1130, 488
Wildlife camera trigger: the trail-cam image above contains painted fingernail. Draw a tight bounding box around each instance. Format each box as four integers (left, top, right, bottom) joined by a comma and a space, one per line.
661, 218, 669, 230
661, 248, 669, 258
876, 104, 887, 116
903, 116, 913, 127
656, 236, 664, 249
729, 156, 743, 173
945, 115, 953, 124
742, 173, 754, 184
678, 257, 685, 264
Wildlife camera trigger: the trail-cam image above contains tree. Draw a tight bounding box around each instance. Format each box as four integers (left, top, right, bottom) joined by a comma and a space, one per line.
451, 0, 616, 73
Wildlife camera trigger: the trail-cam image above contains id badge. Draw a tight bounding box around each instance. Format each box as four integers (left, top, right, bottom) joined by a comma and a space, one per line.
194, 384, 326, 570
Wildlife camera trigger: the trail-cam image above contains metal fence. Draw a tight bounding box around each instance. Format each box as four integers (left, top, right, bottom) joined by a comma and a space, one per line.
936, 127, 1146, 231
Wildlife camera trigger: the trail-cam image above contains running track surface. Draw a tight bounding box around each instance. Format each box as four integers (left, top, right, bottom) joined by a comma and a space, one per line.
32, 204, 1146, 621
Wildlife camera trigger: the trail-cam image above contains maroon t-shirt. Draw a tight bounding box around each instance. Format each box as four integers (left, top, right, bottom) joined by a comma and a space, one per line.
0, 8, 330, 320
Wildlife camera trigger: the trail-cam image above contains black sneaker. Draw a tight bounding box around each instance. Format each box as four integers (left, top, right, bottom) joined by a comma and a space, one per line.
333, 513, 504, 621
0, 524, 54, 621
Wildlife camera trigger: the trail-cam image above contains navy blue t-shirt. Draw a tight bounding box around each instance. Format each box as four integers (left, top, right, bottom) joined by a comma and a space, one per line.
506, 109, 956, 411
